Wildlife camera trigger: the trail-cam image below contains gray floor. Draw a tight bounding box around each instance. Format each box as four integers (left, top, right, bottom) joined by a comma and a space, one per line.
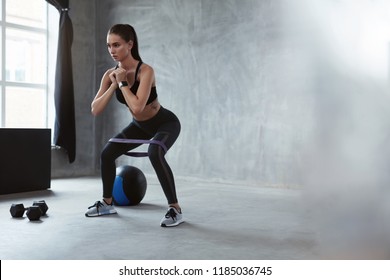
0, 175, 318, 260
1, 175, 386, 260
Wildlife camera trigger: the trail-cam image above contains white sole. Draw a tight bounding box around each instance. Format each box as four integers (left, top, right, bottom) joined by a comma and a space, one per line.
161, 219, 184, 227
85, 210, 117, 217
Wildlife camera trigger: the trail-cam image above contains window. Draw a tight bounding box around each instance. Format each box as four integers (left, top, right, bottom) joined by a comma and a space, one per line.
0, 0, 53, 128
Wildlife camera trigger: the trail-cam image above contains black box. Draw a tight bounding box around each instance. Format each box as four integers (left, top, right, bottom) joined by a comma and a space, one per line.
0, 128, 51, 194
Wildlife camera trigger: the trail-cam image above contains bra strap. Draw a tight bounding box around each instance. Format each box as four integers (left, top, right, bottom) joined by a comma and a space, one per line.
134, 61, 143, 80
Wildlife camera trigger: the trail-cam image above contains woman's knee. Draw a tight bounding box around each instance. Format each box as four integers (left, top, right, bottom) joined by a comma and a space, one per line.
101, 144, 118, 163
148, 144, 165, 164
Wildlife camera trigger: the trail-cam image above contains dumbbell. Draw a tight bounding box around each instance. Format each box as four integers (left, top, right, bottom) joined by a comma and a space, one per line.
10, 200, 49, 221
33, 200, 49, 215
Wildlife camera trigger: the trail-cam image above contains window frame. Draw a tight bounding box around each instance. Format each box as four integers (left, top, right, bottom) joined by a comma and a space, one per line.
0, 0, 55, 129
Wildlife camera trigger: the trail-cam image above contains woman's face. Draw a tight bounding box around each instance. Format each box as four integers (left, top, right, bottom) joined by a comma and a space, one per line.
106, 33, 132, 61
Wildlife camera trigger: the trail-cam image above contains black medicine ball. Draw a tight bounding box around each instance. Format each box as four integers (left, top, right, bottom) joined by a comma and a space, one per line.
112, 165, 147, 206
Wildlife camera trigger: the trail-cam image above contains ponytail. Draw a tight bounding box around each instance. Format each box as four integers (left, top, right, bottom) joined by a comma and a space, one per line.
127, 25, 142, 61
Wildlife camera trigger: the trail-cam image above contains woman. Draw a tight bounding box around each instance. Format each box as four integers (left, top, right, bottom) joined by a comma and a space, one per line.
85, 24, 183, 227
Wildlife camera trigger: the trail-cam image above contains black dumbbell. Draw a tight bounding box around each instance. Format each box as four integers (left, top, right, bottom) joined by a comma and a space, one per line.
10, 204, 42, 221
33, 200, 49, 215
10, 200, 49, 221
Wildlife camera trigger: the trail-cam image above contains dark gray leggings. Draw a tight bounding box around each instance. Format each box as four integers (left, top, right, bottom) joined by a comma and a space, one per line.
100, 107, 181, 204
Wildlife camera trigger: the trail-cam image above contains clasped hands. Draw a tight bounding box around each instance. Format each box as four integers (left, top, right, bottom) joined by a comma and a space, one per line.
109, 67, 128, 87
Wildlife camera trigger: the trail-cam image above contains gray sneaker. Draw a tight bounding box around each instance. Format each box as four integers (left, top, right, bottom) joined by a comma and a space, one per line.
85, 200, 117, 217
160, 207, 184, 227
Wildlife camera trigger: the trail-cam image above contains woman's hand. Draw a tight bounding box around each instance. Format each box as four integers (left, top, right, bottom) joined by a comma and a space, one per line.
113, 67, 127, 83
109, 71, 118, 87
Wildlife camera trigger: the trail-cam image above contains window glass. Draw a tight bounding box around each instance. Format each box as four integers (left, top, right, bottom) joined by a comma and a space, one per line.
0, 29, 2, 79
5, 87, 46, 128
6, 28, 46, 84
0, 0, 50, 128
6, 0, 47, 28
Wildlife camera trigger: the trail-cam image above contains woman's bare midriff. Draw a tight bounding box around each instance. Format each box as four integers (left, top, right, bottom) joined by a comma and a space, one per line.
131, 99, 161, 121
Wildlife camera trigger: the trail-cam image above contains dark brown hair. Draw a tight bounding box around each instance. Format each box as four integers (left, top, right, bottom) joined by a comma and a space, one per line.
108, 24, 142, 61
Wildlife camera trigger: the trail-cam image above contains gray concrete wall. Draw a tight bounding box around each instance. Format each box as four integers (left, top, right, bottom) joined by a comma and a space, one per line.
51, 0, 390, 191
47, 0, 390, 255
94, 0, 314, 187
48, 0, 314, 187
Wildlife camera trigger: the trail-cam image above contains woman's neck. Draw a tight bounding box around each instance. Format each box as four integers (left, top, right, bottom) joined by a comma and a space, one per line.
119, 56, 138, 70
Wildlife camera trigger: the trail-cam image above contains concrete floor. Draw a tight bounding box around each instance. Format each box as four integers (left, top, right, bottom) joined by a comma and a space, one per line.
3, 174, 389, 260
2, 175, 389, 260
0, 175, 322, 260
1, 175, 389, 278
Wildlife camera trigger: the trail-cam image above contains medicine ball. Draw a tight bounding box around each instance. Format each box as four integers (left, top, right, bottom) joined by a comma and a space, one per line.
112, 165, 147, 206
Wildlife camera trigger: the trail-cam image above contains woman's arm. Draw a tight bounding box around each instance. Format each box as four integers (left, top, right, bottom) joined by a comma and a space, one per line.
91, 69, 118, 116
114, 64, 155, 115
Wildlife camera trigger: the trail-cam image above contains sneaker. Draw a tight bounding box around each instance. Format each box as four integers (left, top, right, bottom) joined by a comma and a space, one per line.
85, 200, 117, 217
160, 207, 184, 227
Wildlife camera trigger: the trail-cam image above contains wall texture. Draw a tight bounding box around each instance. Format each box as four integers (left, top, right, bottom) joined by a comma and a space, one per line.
42, 0, 390, 258
51, 0, 390, 193
94, 0, 314, 186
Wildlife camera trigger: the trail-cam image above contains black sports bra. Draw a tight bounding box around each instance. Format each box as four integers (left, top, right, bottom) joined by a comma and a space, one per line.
115, 61, 158, 106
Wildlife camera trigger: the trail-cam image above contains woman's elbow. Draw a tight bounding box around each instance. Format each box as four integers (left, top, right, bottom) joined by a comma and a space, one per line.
91, 106, 101, 116
131, 105, 145, 115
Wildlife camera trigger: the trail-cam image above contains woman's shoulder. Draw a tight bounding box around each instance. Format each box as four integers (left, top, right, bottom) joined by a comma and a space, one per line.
139, 62, 154, 76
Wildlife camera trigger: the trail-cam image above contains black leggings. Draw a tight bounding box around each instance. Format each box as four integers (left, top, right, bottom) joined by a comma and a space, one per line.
100, 107, 181, 204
